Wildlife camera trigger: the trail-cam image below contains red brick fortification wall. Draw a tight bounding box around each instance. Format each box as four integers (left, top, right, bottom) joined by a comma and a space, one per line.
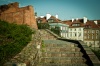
0, 2, 38, 29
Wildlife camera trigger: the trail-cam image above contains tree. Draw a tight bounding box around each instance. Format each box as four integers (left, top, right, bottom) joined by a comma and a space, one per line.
37, 23, 49, 29
51, 26, 60, 36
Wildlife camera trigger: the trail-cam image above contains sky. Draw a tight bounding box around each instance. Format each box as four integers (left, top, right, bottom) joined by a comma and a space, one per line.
0, 0, 100, 20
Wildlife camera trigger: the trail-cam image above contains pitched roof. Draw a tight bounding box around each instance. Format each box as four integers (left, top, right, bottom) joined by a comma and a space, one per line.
49, 16, 61, 22
62, 20, 72, 26
36, 17, 47, 23
63, 19, 100, 29
36, 16, 61, 23
84, 21, 99, 28
70, 20, 84, 28
97, 20, 100, 27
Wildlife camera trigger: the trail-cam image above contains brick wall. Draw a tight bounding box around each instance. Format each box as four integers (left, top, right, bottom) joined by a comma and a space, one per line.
0, 2, 38, 29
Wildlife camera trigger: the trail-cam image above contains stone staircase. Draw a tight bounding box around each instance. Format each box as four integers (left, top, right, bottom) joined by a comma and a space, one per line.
5, 29, 100, 66
38, 29, 57, 40
38, 40, 88, 66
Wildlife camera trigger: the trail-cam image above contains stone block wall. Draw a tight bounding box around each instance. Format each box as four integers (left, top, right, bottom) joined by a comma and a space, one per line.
0, 2, 38, 29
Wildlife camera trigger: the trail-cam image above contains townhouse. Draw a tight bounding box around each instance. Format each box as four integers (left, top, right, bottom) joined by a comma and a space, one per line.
84, 21, 100, 47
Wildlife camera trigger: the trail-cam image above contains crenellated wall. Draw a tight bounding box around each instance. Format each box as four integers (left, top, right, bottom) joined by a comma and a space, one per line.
0, 2, 38, 29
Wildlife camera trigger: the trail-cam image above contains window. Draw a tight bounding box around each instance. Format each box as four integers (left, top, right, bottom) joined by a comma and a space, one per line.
96, 34, 98, 39
77, 24, 80, 26
70, 33, 72, 37
92, 35, 93, 39
70, 28, 72, 31
72, 24, 80, 26
74, 29, 76, 31
88, 35, 89, 39
84, 30, 87, 33
78, 33, 81, 37
61, 33, 62, 36
60, 26, 62, 30
79, 28, 81, 31
63, 27, 65, 30
92, 30, 94, 33
85, 25, 90, 28
66, 27, 68, 30
84, 36, 87, 39
88, 30, 91, 33
88, 31, 89, 33
96, 30, 99, 33
84, 31, 87, 33
48, 19, 54, 22
75, 33, 76, 36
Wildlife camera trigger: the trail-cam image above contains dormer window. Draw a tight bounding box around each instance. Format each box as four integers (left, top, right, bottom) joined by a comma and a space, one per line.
48, 19, 54, 22
72, 23, 80, 26
85, 25, 91, 28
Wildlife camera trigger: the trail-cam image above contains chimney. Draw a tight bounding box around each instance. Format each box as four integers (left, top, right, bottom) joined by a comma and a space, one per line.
76, 18, 78, 20
40, 16, 44, 18
55, 15, 58, 19
46, 13, 51, 20
72, 18, 74, 22
83, 17, 87, 23
94, 21, 97, 24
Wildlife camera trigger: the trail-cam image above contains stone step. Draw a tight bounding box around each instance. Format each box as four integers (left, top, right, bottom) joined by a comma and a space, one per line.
38, 63, 88, 66
43, 47, 80, 52
40, 57, 86, 63
42, 52, 83, 57
43, 43, 78, 47
41, 57, 86, 60
43, 40, 78, 46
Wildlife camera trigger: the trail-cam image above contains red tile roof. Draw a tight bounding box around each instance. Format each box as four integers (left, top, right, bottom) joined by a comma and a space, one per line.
97, 20, 100, 27
36, 16, 61, 23
62, 20, 72, 26
36, 17, 47, 23
63, 19, 99, 29
49, 16, 61, 22
84, 21, 99, 28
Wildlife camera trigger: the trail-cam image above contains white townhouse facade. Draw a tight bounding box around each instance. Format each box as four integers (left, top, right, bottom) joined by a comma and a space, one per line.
68, 27, 84, 41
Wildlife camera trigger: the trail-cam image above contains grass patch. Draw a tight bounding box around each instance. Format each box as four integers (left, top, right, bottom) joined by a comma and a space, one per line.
41, 40, 45, 52
0, 20, 35, 65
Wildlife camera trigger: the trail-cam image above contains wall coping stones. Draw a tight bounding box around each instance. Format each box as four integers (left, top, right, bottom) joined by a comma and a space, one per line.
45, 29, 61, 39
79, 41, 100, 66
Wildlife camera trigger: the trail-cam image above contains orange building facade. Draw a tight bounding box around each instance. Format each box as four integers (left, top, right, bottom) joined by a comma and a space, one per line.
0, 2, 38, 29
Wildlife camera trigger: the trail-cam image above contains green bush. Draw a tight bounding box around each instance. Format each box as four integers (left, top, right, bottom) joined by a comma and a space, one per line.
50, 26, 60, 36
37, 23, 49, 29
0, 20, 35, 65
